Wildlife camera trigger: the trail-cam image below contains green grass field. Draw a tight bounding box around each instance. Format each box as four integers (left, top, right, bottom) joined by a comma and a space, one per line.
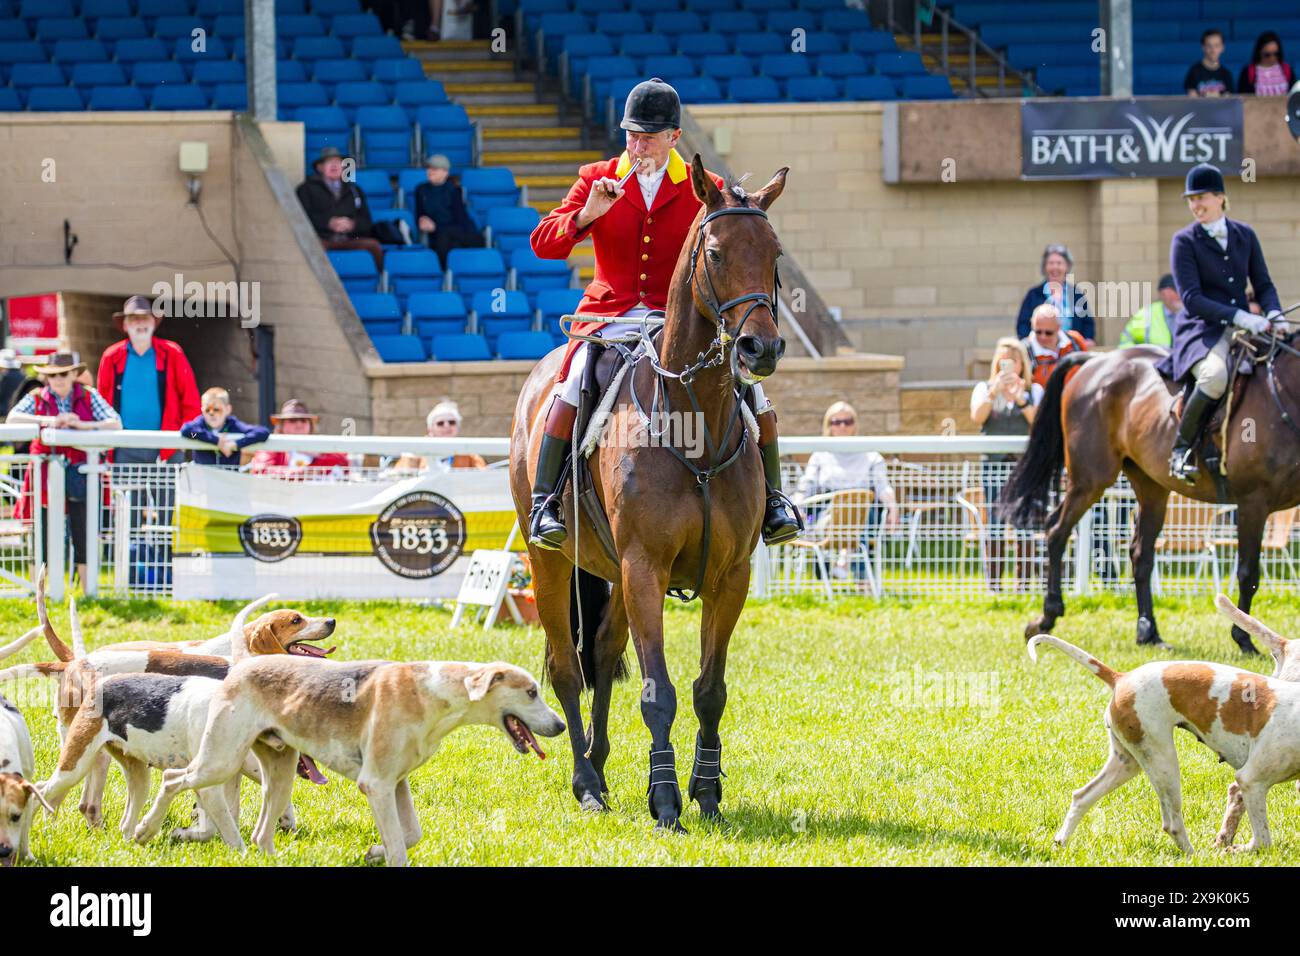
7, 591, 1300, 866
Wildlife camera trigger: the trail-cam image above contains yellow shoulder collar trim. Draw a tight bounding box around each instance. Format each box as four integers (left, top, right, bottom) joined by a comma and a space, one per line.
614, 149, 688, 184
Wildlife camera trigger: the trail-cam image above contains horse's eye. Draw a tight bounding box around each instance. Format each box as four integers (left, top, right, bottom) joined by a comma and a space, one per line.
708, 249, 721, 263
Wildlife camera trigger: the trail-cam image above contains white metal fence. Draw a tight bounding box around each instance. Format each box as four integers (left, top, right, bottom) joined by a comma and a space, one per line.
12, 429, 1300, 601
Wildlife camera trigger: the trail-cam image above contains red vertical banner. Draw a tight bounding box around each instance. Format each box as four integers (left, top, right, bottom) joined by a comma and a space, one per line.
6, 292, 61, 352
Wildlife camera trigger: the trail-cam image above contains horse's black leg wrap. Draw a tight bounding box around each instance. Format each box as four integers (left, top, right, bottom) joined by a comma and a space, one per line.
646, 743, 682, 823
687, 730, 725, 815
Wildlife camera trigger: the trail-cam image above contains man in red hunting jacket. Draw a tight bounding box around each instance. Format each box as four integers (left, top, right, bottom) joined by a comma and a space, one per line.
525, 77, 800, 550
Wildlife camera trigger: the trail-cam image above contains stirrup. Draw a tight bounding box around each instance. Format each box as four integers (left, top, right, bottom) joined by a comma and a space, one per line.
527, 495, 567, 550
1169, 447, 1198, 484
762, 489, 804, 546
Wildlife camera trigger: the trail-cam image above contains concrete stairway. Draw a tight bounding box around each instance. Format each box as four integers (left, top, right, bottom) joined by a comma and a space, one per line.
893, 31, 1035, 98
403, 38, 605, 282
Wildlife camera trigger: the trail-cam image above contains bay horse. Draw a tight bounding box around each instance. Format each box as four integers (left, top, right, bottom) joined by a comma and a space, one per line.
1001, 338, 1300, 656
508, 155, 789, 831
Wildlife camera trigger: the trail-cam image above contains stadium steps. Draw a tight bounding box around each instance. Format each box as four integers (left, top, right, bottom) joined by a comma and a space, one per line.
422, 59, 518, 85
465, 103, 563, 129
442, 81, 541, 105
480, 149, 604, 176
400, 38, 493, 62
482, 126, 585, 151
895, 28, 1035, 98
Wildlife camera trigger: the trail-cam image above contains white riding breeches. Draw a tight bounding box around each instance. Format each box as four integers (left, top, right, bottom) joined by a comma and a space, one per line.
553, 309, 769, 412
1191, 328, 1233, 400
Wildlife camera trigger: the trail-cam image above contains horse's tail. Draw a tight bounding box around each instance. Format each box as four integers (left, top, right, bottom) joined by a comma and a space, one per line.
1001, 351, 1096, 528
560, 567, 628, 691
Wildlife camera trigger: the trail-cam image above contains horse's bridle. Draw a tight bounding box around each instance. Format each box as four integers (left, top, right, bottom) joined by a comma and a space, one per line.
679, 205, 781, 385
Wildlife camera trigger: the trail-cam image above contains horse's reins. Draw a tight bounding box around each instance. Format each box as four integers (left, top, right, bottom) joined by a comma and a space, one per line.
631, 203, 781, 603
1218, 305, 1300, 472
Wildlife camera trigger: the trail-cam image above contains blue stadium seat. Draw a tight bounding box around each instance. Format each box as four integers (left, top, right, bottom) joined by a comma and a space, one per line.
397, 166, 428, 208
332, 13, 383, 38
278, 81, 330, 109
26, 85, 83, 109
618, 34, 673, 58
349, 35, 403, 60
384, 248, 444, 300
211, 14, 245, 37
276, 59, 307, 82
153, 17, 207, 41
535, 14, 588, 61
802, 32, 842, 55
535, 287, 583, 336
81, 0, 130, 16
409, 291, 468, 342
88, 84, 147, 109
351, 292, 403, 323
760, 53, 812, 80
817, 52, 870, 79
429, 334, 491, 361
708, 11, 759, 33
560, 34, 615, 92
357, 104, 413, 170
0, 22, 29, 41
821, 8, 873, 33
496, 330, 555, 360
210, 82, 248, 109
580, 55, 639, 106
313, 57, 368, 85
0, 41, 45, 63
700, 54, 753, 80
370, 334, 427, 362
393, 79, 449, 120
509, 248, 573, 306
132, 60, 186, 88
292, 35, 345, 60
12, 61, 63, 86
594, 12, 645, 35
196, 0, 242, 13
738, 0, 785, 11
192, 58, 244, 91
652, 11, 703, 35
734, 32, 784, 57
446, 248, 507, 307
843, 74, 897, 100
415, 103, 474, 168
625, 0, 680, 13
471, 288, 532, 335
875, 51, 926, 77
355, 168, 394, 207
727, 75, 780, 101
51, 38, 108, 62
113, 37, 169, 63
846, 31, 897, 56
150, 84, 210, 108
20, 0, 74, 18
691, 0, 740, 12
95, 17, 148, 41
298, 106, 351, 159
312, 0, 362, 13
676, 34, 729, 57
328, 249, 380, 294
370, 57, 424, 91
174, 36, 230, 63
765, 10, 818, 34
642, 54, 696, 79
671, 75, 722, 104
334, 80, 388, 122
34, 18, 87, 43
371, 208, 417, 248
460, 167, 521, 226
485, 206, 540, 256
786, 75, 838, 101
900, 74, 954, 100
136, 0, 183, 16
275, 14, 325, 38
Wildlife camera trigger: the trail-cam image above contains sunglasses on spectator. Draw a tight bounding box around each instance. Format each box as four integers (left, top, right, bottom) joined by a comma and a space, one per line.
431, 419, 457, 427
47, 370, 74, 379
202, 405, 225, 414
829, 417, 855, 426
1033, 328, 1057, 336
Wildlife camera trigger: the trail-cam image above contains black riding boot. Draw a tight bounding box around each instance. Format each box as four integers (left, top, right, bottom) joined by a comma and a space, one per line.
757, 411, 803, 546
1169, 387, 1217, 485
528, 399, 577, 550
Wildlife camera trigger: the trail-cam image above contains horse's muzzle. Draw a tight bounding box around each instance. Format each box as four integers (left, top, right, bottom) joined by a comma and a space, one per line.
735, 334, 785, 380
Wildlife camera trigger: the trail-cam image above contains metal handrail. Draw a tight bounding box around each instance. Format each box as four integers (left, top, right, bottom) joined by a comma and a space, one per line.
885, 0, 1044, 99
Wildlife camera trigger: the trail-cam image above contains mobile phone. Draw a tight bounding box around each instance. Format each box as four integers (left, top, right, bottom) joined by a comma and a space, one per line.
999, 359, 1013, 374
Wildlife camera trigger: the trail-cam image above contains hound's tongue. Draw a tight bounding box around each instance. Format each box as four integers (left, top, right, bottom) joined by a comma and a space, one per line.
507, 715, 546, 760
288, 643, 334, 658
297, 755, 328, 784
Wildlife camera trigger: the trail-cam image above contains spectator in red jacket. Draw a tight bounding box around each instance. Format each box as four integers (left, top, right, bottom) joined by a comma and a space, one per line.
97, 295, 201, 465
249, 399, 350, 479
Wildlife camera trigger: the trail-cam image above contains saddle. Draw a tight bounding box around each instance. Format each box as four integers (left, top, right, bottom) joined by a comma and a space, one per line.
1166, 336, 1259, 501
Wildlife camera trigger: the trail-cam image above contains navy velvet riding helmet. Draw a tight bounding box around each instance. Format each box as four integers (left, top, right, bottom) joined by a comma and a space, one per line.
1183, 162, 1226, 197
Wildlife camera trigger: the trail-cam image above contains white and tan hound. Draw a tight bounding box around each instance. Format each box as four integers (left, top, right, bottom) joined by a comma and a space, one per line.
1029, 595, 1300, 853
133, 629, 565, 866
0, 624, 53, 866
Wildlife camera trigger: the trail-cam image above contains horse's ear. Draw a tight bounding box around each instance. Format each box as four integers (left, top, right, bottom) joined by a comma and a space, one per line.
751, 167, 789, 212
690, 153, 722, 207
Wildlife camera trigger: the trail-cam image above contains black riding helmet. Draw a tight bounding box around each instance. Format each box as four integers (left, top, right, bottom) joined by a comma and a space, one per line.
1183, 162, 1226, 196
620, 77, 681, 134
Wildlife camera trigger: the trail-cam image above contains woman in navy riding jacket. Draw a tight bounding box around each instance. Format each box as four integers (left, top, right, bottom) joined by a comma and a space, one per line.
1157, 162, 1284, 483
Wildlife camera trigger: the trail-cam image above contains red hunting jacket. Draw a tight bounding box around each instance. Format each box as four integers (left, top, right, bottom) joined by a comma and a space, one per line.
530, 149, 725, 381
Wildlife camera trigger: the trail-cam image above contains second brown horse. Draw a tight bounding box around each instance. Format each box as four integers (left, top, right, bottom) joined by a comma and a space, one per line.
1001, 340, 1300, 655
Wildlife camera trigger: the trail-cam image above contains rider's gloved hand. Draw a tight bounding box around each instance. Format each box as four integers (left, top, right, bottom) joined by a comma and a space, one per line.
1233, 309, 1271, 334
1266, 309, 1292, 335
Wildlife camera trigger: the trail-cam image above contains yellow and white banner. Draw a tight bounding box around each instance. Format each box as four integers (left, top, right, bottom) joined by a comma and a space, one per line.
172, 465, 517, 599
